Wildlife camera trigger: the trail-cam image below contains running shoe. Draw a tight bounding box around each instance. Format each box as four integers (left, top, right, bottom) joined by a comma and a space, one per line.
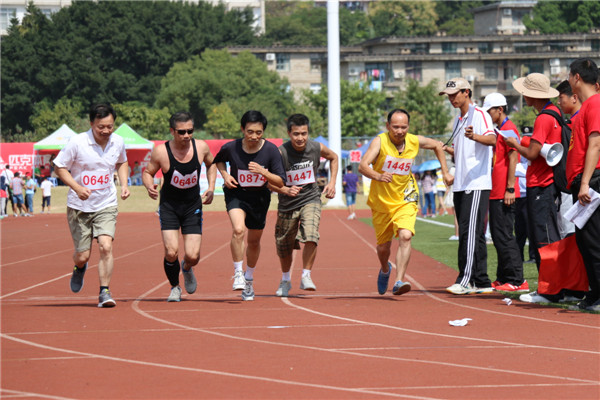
70, 263, 87, 293
232, 270, 245, 291
491, 280, 502, 289
392, 280, 411, 296
275, 280, 291, 297
495, 281, 529, 292
585, 299, 600, 312
242, 279, 254, 301
98, 289, 116, 308
167, 286, 182, 302
181, 260, 197, 294
446, 283, 475, 295
475, 286, 494, 294
377, 262, 392, 295
300, 275, 316, 291
448, 235, 459, 241
519, 291, 551, 303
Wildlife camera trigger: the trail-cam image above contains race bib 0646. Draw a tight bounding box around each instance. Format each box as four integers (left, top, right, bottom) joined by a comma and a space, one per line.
170, 169, 198, 189
381, 155, 413, 175
238, 169, 267, 187
81, 170, 111, 190
286, 165, 315, 186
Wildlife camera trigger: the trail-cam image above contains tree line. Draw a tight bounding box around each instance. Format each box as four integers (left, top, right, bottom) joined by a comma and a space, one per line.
2, 1, 591, 142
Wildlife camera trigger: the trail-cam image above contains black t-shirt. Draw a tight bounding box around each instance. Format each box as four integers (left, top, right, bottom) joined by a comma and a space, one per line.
214, 139, 285, 193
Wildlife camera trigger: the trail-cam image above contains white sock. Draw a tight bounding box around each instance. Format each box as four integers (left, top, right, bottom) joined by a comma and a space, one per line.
233, 261, 243, 273
245, 266, 255, 280
282, 272, 291, 281
302, 269, 311, 278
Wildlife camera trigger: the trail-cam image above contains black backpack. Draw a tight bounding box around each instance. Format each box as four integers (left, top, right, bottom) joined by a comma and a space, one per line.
539, 108, 571, 194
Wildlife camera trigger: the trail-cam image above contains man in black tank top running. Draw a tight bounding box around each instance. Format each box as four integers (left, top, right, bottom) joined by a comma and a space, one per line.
143, 112, 217, 302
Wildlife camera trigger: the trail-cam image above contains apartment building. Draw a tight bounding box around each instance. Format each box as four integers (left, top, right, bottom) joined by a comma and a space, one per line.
0, 0, 71, 35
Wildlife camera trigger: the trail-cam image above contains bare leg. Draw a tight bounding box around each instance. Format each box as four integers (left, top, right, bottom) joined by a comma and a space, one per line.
227, 209, 247, 263
394, 229, 413, 283
302, 241, 317, 270
96, 235, 114, 287
246, 228, 264, 268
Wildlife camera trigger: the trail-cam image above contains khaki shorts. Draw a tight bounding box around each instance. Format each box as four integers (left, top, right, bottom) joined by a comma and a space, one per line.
372, 202, 417, 245
67, 206, 118, 252
275, 202, 321, 258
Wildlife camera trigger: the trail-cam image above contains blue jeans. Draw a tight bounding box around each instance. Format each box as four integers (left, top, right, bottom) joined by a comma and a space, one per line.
26, 193, 34, 213
424, 192, 436, 215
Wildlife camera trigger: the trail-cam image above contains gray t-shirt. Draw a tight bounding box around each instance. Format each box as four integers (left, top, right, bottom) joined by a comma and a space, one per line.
278, 140, 322, 212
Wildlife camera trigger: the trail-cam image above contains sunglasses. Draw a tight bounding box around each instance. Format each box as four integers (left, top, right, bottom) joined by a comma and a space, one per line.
175, 129, 194, 135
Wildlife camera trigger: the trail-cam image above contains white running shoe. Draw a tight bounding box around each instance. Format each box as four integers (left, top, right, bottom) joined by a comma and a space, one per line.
242, 279, 254, 301
167, 286, 182, 302
446, 283, 475, 295
276, 280, 291, 297
519, 291, 551, 303
232, 270, 245, 291
300, 275, 316, 291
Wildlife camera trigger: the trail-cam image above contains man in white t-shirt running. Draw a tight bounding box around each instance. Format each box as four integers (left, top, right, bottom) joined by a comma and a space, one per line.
440, 77, 497, 295
54, 103, 130, 308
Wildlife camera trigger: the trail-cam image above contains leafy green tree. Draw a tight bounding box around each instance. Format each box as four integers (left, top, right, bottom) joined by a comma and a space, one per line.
204, 103, 240, 139
510, 105, 538, 131
523, 1, 600, 34
155, 49, 296, 135
392, 79, 452, 138
113, 103, 172, 140
302, 80, 387, 138
29, 97, 88, 138
1, 1, 258, 138
434, 1, 489, 36
369, 1, 438, 37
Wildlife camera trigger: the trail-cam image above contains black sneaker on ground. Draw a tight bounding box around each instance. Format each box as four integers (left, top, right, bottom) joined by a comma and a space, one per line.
70, 263, 87, 293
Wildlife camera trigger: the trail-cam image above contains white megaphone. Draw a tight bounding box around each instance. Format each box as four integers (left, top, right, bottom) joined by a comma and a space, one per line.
540, 143, 563, 167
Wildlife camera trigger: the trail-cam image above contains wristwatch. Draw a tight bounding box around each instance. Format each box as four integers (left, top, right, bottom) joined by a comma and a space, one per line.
505, 187, 515, 193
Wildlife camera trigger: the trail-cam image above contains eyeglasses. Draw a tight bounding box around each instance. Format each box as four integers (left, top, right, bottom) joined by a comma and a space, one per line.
175, 129, 194, 135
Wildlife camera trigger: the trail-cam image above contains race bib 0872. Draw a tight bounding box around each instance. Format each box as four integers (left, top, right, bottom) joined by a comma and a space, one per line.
170, 170, 198, 189
381, 155, 413, 175
286, 165, 315, 186
81, 170, 111, 190
238, 169, 267, 187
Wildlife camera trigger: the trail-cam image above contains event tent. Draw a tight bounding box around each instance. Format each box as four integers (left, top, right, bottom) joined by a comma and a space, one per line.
33, 124, 77, 150
113, 123, 154, 150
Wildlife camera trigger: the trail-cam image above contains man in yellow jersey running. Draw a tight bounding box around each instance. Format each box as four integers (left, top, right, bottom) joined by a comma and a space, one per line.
359, 109, 453, 296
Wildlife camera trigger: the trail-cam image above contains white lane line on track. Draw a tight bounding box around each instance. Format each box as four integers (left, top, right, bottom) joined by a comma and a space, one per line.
335, 214, 600, 330
415, 217, 455, 228
1, 388, 76, 400
0, 241, 163, 300
0, 334, 434, 400
360, 382, 600, 390
1, 248, 72, 268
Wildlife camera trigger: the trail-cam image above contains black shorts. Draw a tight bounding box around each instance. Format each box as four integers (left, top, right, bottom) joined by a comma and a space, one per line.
224, 187, 271, 230
159, 196, 203, 235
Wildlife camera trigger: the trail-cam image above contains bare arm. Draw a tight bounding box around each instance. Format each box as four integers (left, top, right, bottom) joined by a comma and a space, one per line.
320, 143, 338, 199
248, 161, 284, 188
578, 132, 600, 204
142, 145, 165, 200
418, 136, 454, 187
116, 162, 130, 200
505, 137, 542, 161
358, 136, 392, 183
55, 168, 92, 201
464, 126, 497, 146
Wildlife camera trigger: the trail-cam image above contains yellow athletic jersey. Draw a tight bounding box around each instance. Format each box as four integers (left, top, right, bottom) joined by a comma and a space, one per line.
367, 132, 420, 213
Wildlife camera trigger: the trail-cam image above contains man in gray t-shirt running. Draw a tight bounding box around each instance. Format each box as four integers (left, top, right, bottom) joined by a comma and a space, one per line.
270, 114, 338, 297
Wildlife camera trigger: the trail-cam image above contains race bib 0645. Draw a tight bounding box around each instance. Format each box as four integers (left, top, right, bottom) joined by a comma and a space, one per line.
170, 170, 198, 189
81, 170, 111, 190
238, 169, 267, 187
381, 155, 413, 175
286, 165, 315, 186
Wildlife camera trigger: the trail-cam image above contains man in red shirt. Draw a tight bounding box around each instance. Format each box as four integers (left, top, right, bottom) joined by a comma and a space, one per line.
505, 73, 565, 303
566, 58, 600, 312
482, 93, 527, 292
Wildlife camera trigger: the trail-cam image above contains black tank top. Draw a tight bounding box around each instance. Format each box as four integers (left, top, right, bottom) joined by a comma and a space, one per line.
160, 139, 201, 203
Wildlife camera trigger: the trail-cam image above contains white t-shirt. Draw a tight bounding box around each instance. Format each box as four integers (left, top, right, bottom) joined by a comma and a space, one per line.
451, 105, 495, 192
1, 169, 14, 185
54, 129, 127, 212
40, 180, 53, 197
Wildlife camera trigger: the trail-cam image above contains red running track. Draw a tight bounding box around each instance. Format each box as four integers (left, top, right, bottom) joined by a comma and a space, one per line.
1, 210, 599, 399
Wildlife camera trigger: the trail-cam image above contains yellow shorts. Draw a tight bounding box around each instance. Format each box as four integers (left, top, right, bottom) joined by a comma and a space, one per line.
371, 202, 417, 245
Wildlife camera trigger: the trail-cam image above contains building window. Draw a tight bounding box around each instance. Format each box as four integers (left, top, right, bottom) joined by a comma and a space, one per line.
310, 53, 322, 72
442, 42, 457, 54
310, 84, 321, 94
1, 8, 16, 31
484, 61, 498, 80
523, 60, 544, 75
502, 61, 514, 80
445, 61, 461, 82
365, 62, 390, 81
405, 61, 422, 81
478, 42, 493, 54
276, 53, 290, 72
592, 40, 599, 52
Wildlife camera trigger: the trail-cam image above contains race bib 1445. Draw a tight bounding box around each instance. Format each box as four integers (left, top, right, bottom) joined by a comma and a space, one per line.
81, 170, 111, 190
381, 155, 413, 175
238, 169, 267, 187
170, 169, 198, 189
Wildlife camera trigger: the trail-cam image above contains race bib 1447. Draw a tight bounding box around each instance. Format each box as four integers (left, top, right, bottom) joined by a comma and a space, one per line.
238, 169, 267, 187
381, 155, 413, 175
286, 165, 315, 186
170, 169, 198, 189
81, 170, 111, 190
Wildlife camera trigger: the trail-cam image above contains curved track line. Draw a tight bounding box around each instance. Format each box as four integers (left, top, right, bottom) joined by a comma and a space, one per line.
0, 334, 432, 400
0, 242, 162, 299
337, 215, 599, 329
1, 248, 72, 268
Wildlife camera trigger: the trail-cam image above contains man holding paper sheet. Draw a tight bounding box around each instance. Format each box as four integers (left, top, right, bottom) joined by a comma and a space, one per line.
566, 58, 600, 312
482, 93, 527, 292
